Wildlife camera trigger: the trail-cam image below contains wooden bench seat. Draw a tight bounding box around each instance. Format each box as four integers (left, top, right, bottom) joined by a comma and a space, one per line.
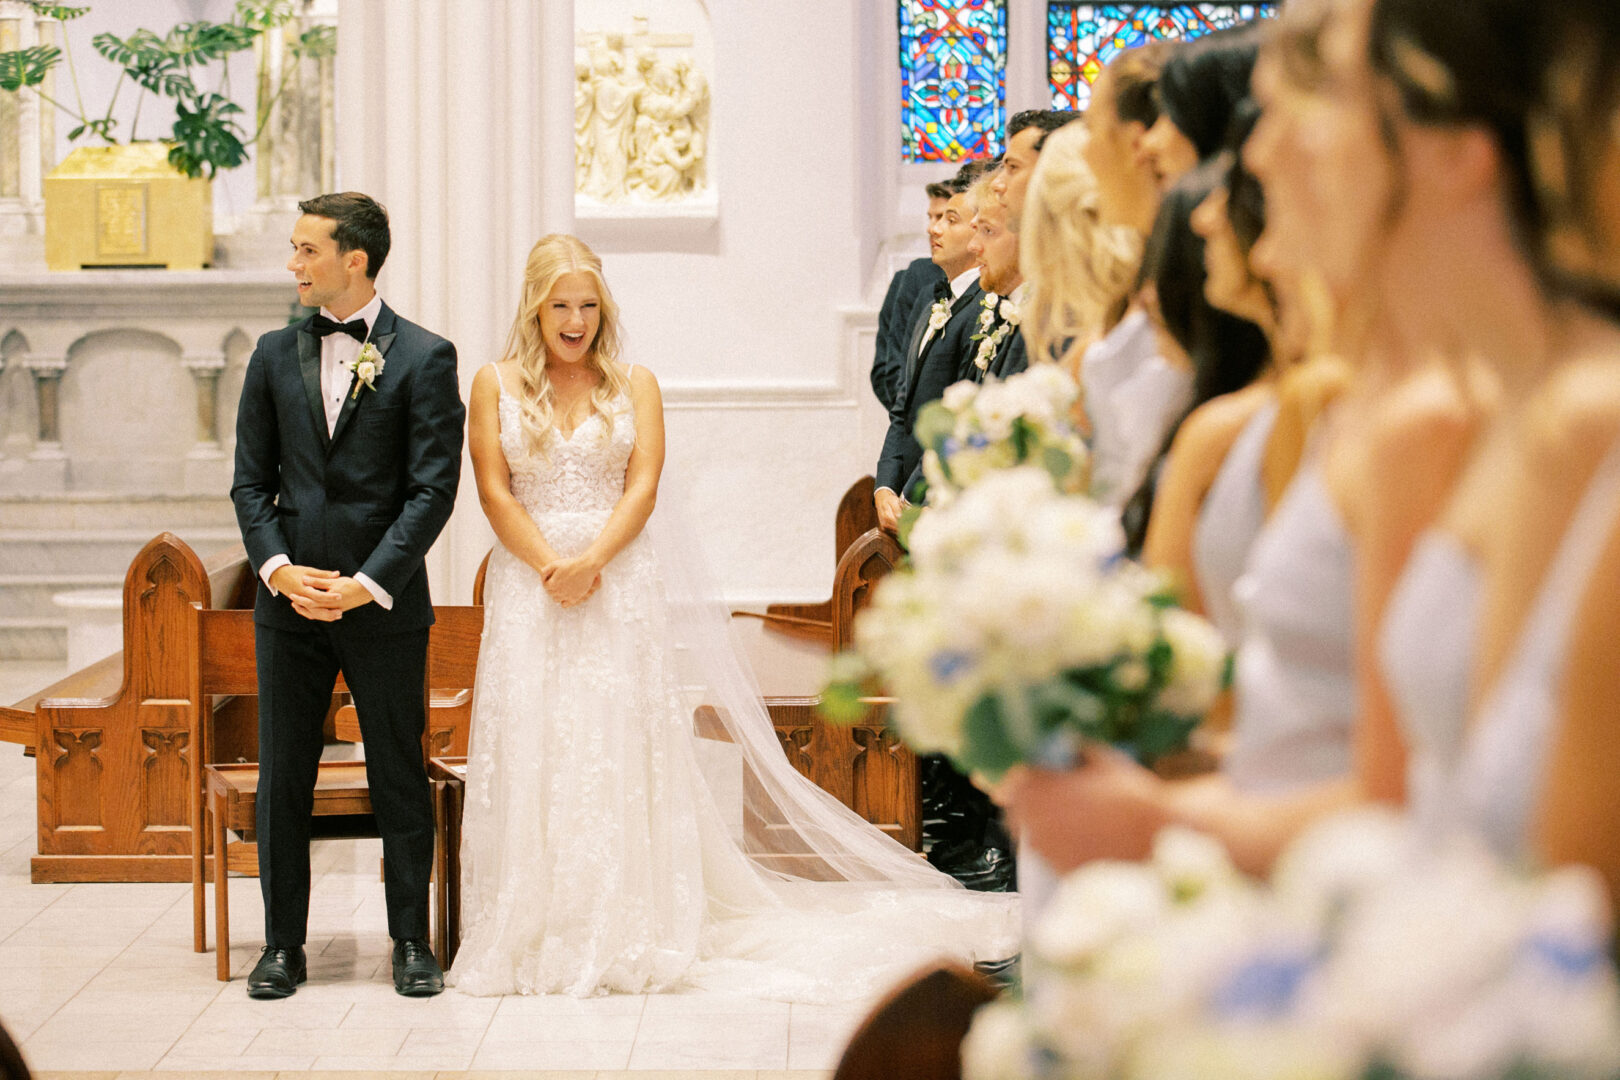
204, 760, 378, 980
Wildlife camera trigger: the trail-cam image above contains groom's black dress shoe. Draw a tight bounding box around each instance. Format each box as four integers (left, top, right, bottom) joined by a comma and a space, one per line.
247, 946, 306, 999
392, 937, 444, 997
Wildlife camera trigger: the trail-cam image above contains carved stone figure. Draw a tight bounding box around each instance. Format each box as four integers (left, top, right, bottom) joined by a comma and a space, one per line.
575, 57, 593, 192
583, 41, 637, 202
574, 29, 712, 205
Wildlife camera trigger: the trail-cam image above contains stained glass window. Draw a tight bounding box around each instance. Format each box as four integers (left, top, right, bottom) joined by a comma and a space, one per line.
900, 0, 1008, 163
1048, 3, 1275, 110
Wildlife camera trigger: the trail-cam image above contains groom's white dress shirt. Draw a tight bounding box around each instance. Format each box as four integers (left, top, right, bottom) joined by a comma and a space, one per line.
259, 292, 393, 609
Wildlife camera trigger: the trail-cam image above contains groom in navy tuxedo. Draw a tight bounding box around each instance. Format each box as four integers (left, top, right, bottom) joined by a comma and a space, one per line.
231, 192, 465, 999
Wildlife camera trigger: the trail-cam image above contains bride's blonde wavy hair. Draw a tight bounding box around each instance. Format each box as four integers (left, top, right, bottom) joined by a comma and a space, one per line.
502, 234, 630, 455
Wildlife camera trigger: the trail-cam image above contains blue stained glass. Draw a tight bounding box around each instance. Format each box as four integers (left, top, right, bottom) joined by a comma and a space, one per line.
900, 0, 1008, 163
1047, 3, 1276, 110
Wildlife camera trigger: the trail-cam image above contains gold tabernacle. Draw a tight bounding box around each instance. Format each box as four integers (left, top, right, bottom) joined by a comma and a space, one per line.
43, 143, 212, 270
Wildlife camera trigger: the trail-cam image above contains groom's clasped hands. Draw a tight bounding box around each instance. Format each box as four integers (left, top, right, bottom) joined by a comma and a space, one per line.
270, 564, 373, 622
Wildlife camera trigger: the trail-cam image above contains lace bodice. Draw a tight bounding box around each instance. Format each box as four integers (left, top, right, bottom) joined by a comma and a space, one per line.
497, 376, 635, 519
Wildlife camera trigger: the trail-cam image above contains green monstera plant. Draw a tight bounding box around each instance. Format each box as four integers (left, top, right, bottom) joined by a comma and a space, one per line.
0, 0, 336, 179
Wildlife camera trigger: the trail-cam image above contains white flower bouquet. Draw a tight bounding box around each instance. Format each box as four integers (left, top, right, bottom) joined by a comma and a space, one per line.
962, 811, 1620, 1080
824, 468, 1227, 780
914, 365, 1089, 509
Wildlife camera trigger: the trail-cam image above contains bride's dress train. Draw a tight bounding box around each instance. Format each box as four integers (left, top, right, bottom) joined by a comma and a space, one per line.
449, 370, 1019, 1001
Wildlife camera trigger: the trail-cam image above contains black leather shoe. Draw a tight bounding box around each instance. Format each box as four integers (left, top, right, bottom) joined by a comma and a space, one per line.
247, 946, 306, 999
392, 937, 444, 997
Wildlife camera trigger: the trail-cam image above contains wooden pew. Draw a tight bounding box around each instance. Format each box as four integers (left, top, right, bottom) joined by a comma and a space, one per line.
731, 475, 879, 646
1, 534, 260, 883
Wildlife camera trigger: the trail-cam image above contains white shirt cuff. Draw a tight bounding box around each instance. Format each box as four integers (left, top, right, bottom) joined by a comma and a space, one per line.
355, 572, 393, 610
260, 554, 291, 595
875, 487, 908, 503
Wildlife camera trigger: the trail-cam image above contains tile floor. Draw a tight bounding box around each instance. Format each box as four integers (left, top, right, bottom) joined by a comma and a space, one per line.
0, 663, 860, 1076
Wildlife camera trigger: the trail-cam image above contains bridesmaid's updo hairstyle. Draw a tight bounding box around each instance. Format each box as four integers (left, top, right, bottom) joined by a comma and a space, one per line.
1155, 25, 1264, 161
1365, 0, 1543, 257
502, 233, 631, 456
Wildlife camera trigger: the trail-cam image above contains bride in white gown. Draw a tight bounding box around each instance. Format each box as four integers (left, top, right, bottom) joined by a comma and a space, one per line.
449, 234, 1018, 1000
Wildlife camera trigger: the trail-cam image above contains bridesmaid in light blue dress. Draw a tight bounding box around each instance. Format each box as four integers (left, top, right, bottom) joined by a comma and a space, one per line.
998, 0, 1539, 876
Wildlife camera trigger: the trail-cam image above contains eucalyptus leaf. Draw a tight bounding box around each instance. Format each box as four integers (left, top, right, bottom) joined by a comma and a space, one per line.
960, 695, 1023, 782
913, 399, 955, 450
1041, 445, 1072, 484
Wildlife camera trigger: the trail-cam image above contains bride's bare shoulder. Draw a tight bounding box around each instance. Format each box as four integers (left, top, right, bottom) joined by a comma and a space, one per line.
618, 362, 662, 398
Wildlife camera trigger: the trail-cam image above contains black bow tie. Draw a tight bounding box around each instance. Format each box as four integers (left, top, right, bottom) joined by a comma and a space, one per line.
933, 279, 954, 304
309, 314, 368, 342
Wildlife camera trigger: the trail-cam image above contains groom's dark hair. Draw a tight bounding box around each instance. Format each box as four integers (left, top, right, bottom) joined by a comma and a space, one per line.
298, 191, 391, 279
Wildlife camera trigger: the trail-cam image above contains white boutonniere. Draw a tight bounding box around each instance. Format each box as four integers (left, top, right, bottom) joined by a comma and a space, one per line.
999, 296, 1020, 326
973, 317, 1016, 372
347, 342, 385, 400
927, 296, 953, 333
972, 292, 1001, 341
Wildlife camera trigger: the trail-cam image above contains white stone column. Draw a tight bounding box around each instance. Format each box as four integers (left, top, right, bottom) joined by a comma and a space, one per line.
0, 2, 54, 239
181, 350, 229, 495
22, 350, 66, 489
336, 0, 576, 603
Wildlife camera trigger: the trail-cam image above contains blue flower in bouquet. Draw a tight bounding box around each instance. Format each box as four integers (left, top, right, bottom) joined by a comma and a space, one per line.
846, 468, 1228, 780
964, 810, 1620, 1080
914, 366, 1090, 509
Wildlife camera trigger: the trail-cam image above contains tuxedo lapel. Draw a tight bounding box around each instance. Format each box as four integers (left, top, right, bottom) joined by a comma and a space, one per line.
899, 304, 931, 397
329, 304, 397, 453
296, 325, 331, 450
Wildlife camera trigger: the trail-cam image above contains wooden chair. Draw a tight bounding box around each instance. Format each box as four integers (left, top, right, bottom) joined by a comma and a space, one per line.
832, 963, 998, 1080
189, 604, 484, 979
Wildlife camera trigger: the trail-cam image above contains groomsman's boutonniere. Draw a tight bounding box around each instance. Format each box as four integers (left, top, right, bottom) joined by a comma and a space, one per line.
970, 293, 1018, 371
998, 295, 1020, 327
971, 292, 1001, 342
927, 295, 954, 334
347, 342, 386, 400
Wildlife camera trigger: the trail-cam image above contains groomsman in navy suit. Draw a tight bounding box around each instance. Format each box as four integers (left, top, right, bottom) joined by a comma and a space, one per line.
873, 160, 997, 530
231, 192, 465, 999
870, 181, 951, 411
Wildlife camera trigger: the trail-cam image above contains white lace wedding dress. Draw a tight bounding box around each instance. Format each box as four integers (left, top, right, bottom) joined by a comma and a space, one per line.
449, 369, 1019, 1001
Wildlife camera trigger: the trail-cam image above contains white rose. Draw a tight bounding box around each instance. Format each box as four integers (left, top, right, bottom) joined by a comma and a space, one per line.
356, 360, 376, 382
960, 1002, 1036, 1080
1153, 826, 1241, 900
941, 379, 980, 412
973, 381, 1018, 441
1034, 861, 1170, 966
1156, 608, 1229, 717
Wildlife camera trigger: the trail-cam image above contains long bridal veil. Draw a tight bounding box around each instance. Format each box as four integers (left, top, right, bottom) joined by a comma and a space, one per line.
639, 475, 1019, 996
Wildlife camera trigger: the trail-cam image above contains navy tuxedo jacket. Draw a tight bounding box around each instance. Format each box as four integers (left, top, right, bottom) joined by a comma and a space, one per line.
231, 302, 466, 636
875, 280, 984, 497
872, 257, 947, 411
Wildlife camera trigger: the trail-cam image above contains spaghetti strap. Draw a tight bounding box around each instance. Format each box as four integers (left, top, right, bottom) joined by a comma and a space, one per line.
491, 363, 507, 395
626, 362, 636, 378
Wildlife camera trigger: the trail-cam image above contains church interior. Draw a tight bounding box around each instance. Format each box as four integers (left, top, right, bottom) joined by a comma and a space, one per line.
5, 0, 1620, 1077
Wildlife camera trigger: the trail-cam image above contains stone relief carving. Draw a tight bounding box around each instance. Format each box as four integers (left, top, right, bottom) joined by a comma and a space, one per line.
575, 21, 711, 206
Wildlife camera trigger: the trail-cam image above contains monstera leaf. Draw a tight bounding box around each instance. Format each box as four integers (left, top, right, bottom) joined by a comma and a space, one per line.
168, 94, 247, 178
0, 44, 60, 91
